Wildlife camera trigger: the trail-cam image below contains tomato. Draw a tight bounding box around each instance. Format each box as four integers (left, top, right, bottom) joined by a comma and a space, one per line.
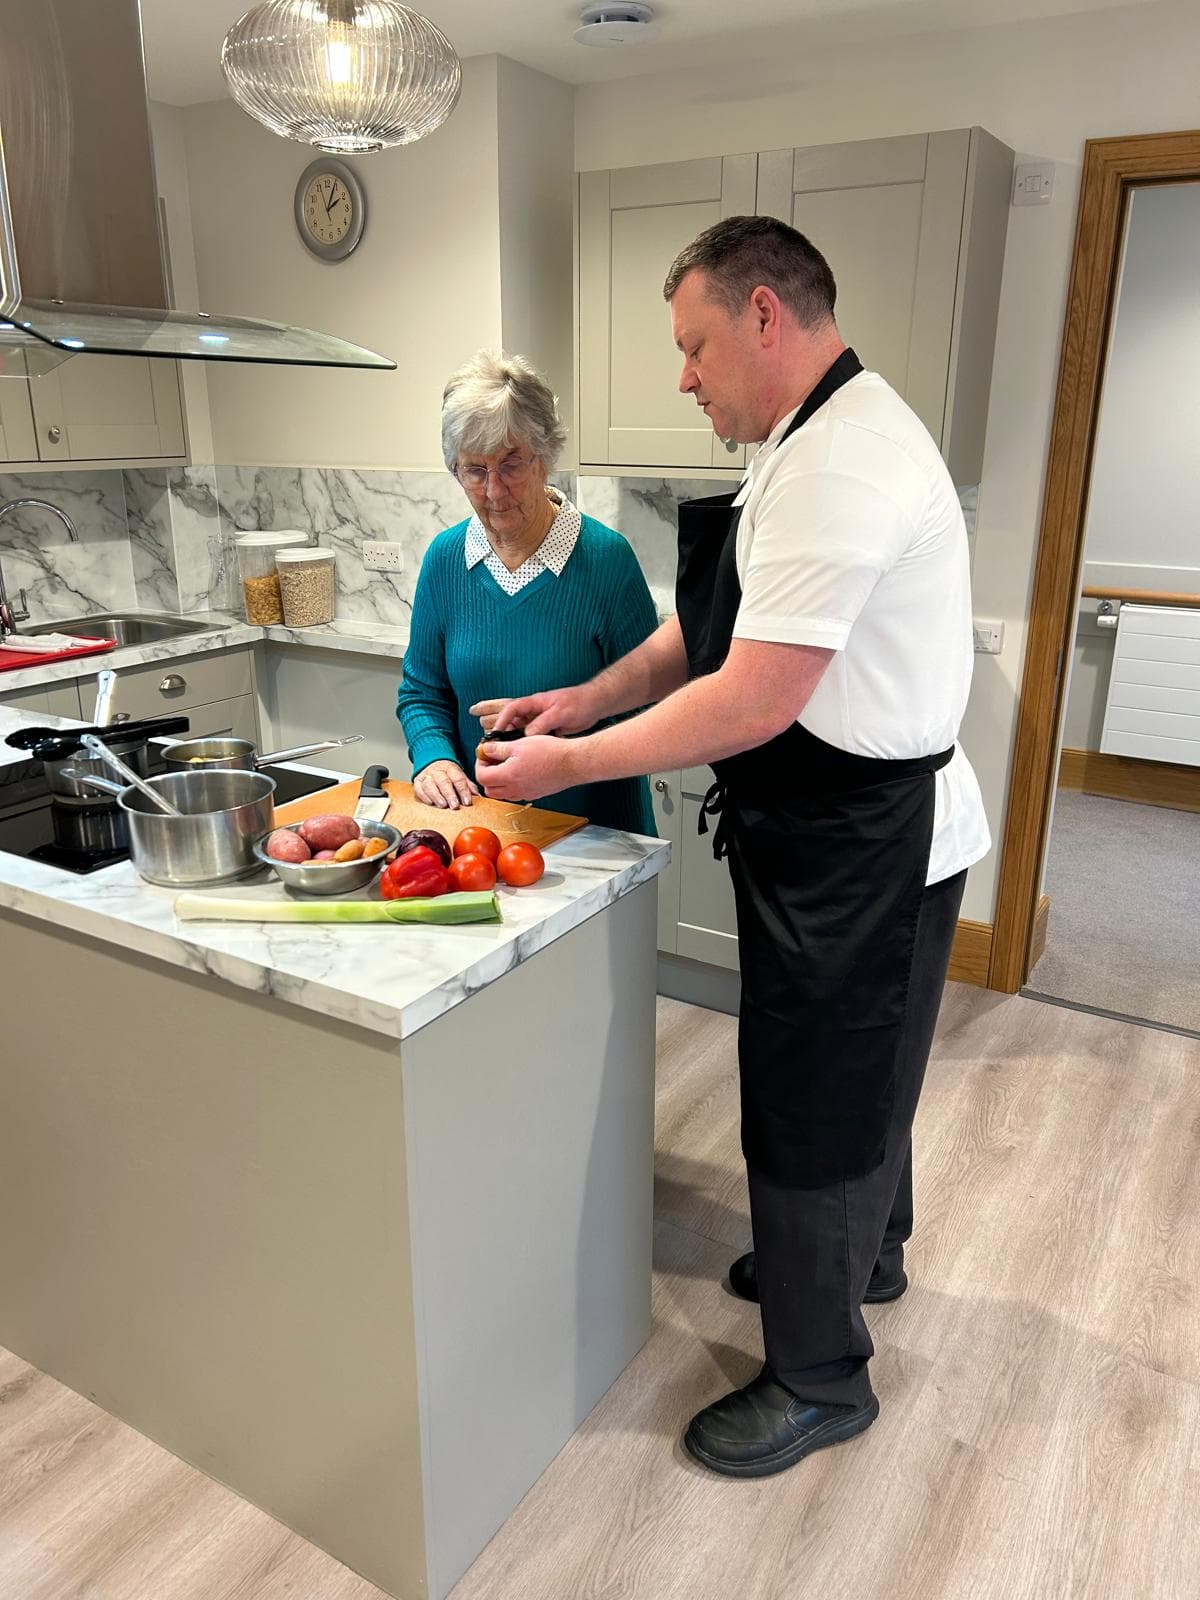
448, 851, 498, 892
454, 826, 501, 863
496, 842, 544, 887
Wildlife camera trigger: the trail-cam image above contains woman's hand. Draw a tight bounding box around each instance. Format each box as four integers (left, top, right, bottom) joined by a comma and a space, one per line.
467, 698, 507, 735
413, 759, 477, 809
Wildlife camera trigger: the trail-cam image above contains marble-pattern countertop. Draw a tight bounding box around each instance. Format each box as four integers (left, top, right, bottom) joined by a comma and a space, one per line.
0, 612, 412, 694
0, 705, 668, 1043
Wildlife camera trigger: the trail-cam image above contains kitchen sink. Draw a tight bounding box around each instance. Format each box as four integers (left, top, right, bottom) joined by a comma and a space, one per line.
24, 613, 223, 647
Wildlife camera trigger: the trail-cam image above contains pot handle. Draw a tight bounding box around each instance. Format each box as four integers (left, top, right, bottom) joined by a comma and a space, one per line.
59, 770, 123, 797
253, 732, 365, 767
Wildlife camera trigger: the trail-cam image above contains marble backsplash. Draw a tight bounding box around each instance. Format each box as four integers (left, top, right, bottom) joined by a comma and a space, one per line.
0, 466, 980, 629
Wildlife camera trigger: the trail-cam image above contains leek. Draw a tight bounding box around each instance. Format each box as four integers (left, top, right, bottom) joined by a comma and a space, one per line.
174, 891, 501, 925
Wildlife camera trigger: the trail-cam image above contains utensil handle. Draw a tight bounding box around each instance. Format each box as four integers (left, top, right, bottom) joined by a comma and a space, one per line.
360, 763, 390, 795
93, 668, 117, 726
80, 734, 182, 816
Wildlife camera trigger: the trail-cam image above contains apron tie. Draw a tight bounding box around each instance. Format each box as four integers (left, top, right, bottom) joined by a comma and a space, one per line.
698, 780, 731, 861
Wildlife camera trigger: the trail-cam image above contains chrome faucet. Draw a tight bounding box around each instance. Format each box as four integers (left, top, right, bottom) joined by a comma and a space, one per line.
0, 498, 80, 635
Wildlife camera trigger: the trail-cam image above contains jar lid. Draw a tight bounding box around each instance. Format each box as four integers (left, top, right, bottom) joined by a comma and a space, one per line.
275, 547, 335, 564
234, 531, 310, 548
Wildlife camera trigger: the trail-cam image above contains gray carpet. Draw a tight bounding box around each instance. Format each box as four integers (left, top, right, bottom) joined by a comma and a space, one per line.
1026, 789, 1200, 1032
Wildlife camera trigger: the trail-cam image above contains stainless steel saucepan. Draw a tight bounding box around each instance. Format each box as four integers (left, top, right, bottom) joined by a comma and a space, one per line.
162, 732, 365, 774
73, 767, 277, 886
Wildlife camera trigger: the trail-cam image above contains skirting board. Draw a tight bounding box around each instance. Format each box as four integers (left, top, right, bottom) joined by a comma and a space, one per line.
1059, 747, 1200, 813
659, 913, 1012, 1008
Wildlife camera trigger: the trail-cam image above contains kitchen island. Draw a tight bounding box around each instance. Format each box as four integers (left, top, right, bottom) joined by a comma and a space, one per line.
0, 705, 669, 1600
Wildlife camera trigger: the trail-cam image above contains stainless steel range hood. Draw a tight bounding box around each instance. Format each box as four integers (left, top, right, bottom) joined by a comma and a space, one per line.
0, 0, 395, 372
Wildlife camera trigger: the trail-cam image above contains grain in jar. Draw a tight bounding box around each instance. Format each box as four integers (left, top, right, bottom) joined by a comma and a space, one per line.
276, 547, 336, 627
234, 532, 309, 624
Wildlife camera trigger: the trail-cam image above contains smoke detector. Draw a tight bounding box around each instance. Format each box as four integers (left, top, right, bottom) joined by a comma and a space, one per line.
574, 3, 655, 47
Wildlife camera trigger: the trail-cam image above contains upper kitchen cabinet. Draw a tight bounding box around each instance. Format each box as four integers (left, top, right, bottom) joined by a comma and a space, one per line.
578, 129, 1012, 485
22, 356, 186, 465
757, 129, 1012, 486
578, 155, 756, 472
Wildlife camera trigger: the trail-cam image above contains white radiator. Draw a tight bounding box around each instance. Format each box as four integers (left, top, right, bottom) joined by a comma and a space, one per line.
1100, 603, 1200, 767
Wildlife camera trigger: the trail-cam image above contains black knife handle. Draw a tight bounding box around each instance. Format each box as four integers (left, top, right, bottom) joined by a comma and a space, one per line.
360, 764, 390, 797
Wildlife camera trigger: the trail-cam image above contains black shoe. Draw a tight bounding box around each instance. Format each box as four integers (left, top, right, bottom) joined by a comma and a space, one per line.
727, 1251, 908, 1306
684, 1367, 879, 1478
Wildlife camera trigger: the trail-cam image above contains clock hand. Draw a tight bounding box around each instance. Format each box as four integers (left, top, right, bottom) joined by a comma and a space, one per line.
324, 183, 340, 216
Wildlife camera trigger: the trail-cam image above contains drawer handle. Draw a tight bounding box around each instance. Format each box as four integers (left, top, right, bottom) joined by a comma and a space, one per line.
159, 673, 187, 693
723, 438, 739, 454
654, 778, 669, 794
111, 711, 131, 724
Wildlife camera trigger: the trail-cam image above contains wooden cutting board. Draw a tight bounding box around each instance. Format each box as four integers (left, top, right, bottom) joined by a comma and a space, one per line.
273, 777, 588, 851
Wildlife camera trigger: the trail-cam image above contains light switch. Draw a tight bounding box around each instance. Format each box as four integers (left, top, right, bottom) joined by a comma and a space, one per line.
973, 619, 1004, 655
1013, 162, 1055, 206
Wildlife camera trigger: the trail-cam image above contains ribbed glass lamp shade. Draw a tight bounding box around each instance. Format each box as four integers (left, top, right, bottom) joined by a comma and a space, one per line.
221, 0, 462, 154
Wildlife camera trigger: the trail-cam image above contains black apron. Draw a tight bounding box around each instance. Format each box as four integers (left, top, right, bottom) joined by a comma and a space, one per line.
675, 349, 953, 1189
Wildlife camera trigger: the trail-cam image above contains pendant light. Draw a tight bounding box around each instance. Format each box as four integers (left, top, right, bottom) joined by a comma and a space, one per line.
221, 0, 462, 154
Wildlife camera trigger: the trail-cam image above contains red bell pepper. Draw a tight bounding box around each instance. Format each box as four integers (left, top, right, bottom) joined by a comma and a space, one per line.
381, 845, 451, 901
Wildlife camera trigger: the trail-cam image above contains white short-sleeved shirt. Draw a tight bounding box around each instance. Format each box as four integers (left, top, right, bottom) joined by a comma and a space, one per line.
731, 368, 990, 886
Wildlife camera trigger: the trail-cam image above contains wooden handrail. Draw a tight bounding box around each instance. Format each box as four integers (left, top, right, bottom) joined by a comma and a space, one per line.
1081, 586, 1200, 607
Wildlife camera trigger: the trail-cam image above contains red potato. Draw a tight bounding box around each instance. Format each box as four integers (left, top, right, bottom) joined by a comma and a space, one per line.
313, 849, 337, 861
297, 814, 360, 853
265, 827, 312, 863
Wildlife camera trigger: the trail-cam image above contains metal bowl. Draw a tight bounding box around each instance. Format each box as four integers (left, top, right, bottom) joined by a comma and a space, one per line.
253, 818, 402, 896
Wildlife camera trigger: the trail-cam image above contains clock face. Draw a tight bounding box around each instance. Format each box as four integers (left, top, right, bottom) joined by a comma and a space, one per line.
294, 159, 366, 261
303, 173, 353, 246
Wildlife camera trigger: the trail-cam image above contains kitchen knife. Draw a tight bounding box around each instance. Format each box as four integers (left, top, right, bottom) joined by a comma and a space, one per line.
354, 764, 391, 823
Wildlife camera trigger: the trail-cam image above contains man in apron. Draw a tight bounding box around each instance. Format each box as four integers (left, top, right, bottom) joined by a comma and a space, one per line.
477, 215, 990, 1478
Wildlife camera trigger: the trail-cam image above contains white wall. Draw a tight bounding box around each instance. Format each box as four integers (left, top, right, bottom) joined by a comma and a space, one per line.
1063, 181, 1200, 753
180, 58, 504, 470
1084, 181, 1200, 578
496, 58, 576, 460
575, 0, 1200, 922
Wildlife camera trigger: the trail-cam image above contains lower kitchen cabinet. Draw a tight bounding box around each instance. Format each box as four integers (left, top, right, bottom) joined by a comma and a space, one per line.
653, 766, 741, 973
0, 679, 84, 719
255, 644, 411, 776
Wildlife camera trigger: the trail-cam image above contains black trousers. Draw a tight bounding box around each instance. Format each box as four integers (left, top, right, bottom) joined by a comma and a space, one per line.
746, 868, 967, 1409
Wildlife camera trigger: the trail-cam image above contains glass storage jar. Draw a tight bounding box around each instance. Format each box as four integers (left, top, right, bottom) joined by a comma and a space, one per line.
235, 531, 309, 624
276, 547, 336, 627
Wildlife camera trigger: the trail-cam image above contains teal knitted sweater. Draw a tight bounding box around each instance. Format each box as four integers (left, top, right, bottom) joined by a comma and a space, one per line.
397, 514, 658, 835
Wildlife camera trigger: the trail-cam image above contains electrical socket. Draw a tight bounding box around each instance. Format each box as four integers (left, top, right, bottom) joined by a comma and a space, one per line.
363, 541, 403, 572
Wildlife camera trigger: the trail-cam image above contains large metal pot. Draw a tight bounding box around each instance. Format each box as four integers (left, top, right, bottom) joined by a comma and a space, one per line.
80, 769, 276, 886
161, 733, 364, 775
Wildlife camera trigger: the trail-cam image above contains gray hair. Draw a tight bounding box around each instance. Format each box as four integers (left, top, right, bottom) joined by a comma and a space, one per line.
663, 215, 837, 330
441, 350, 567, 473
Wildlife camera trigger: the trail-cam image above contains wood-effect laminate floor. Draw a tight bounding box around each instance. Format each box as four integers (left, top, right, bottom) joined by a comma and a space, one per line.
3, 985, 1198, 1600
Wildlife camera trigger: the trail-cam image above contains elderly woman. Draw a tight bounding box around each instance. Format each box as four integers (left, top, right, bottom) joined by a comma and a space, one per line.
397, 351, 658, 833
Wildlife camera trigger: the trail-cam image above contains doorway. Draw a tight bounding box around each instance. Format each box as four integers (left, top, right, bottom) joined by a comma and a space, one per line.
987, 130, 1200, 1002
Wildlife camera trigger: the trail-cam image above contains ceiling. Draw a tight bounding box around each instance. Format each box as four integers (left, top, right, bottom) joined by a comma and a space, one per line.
141, 0, 1150, 106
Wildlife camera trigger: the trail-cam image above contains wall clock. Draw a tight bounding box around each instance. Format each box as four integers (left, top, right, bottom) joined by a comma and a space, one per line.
294, 158, 366, 262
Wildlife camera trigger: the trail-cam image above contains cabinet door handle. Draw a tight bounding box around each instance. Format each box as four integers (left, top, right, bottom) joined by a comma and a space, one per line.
111, 711, 131, 724
159, 673, 187, 693
47, 425, 62, 445
723, 438, 739, 454
654, 778, 669, 794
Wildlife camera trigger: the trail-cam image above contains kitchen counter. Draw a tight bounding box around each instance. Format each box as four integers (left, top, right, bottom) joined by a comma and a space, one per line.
0, 610, 412, 694
0, 704, 665, 1040
0, 700, 666, 1600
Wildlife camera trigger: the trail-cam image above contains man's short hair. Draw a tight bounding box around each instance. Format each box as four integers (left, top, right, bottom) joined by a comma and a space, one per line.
663, 215, 837, 329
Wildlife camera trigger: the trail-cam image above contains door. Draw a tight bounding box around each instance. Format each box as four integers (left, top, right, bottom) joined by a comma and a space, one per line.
29, 356, 185, 462
756, 133, 970, 454
579, 155, 755, 471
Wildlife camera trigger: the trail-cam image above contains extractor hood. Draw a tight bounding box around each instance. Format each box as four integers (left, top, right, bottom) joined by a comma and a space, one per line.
0, 0, 394, 372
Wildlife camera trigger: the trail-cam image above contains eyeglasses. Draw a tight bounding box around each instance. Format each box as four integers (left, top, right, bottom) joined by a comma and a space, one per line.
455, 455, 536, 491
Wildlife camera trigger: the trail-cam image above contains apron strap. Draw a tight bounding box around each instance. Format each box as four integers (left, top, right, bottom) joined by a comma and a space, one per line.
698, 780, 731, 861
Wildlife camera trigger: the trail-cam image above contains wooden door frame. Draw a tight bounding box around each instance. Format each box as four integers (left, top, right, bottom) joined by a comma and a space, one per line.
988, 129, 1200, 992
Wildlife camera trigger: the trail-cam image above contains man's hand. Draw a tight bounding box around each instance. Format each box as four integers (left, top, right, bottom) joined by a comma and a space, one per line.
491, 685, 602, 737
475, 735, 577, 802
412, 759, 478, 809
